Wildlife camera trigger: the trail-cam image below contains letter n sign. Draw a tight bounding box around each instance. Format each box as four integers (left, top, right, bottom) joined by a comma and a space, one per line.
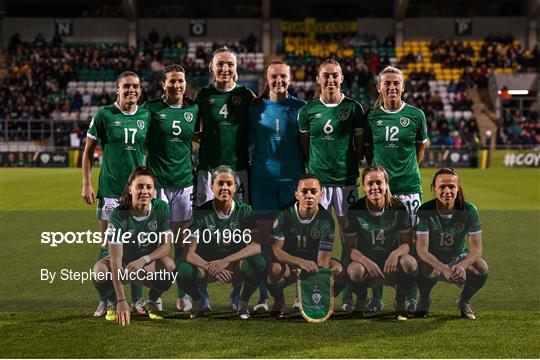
55, 19, 73, 36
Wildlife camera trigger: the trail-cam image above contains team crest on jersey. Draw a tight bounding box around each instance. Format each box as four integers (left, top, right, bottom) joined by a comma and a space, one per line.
400, 117, 410, 127
184, 112, 193, 122
148, 221, 157, 231
311, 229, 320, 239
137, 120, 145, 130
312, 291, 321, 304
230, 222, 239, 230
287, 109, 297, 120
160, 113, 167, 119
197, 193, 207, 203
338, 110, 348, 121
114, 120, 122, 127
231, 96, 241, 105
454, 223, 464, 233
104, 205, 115, 215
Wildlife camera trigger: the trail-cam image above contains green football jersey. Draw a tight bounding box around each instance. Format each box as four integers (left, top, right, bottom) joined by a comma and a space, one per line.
143, 97, 198, 188
344, 197, 412, 263
189, 200, 257, 261
416, 199, 482, 264
297, 96, 364, 186
365, 103, 428, 195
87, 103, 150, 198
271, 203, 336, 262
195, 84, 255, 171
107, 199, 172, 264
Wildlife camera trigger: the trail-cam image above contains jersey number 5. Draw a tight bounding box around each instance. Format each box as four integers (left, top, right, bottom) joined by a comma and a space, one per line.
172, 120, 182, 135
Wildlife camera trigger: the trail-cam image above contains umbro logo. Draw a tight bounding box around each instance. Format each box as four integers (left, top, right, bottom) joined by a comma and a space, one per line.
160, 114, 167, 119
315, 113, 322, 118
114, 121, 122, 126
376, 120, 383, 126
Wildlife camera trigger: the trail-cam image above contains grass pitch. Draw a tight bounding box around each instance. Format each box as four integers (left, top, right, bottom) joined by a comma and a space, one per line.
1, 167, 539, 358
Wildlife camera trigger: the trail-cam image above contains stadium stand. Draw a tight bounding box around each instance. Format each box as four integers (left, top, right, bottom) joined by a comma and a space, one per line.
2, 29, 537, 148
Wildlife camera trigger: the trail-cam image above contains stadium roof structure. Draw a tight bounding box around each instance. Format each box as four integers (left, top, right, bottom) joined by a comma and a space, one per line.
2, 0, 537, 18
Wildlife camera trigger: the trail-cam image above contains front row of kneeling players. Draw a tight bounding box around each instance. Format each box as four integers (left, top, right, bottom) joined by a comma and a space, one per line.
93, 164, 488, 326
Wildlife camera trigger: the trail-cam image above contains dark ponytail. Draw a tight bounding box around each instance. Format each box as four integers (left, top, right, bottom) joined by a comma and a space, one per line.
431, 167, 465, 210
118, 166, 155, 211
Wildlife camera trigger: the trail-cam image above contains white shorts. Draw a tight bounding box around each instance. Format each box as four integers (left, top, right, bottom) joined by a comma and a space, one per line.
320, 185, 359, 217
396, 193, 422, 225
155, 186, 194, 222
96, 197, 119, 221
195, 170, 249, 207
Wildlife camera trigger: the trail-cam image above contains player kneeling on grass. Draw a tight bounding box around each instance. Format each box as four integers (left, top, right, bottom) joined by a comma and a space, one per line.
176, 165, 265, 320
92, 167, 176, 326
415, 168, 488, 320
344, 166, 418, 319
266, 174, 344, 318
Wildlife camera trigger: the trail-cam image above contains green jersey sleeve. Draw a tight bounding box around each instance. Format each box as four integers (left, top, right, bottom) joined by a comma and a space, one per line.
465, 203, 482, 234
343, 206, 360, 237
319, 216, 335, 252
87, 109, 104, 140
239, 203, 258, 231
270, 211, 286, 241
416, 109, 429, 144
416, 210, 430, 234
106, 209, 124, 244
155, 201, 172, 233
353, 102, 365, 137
297, 105, 310, 133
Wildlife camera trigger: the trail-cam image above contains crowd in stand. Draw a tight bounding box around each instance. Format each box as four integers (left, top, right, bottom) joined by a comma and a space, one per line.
498, 109, 539, 146
2, 32, 536, 148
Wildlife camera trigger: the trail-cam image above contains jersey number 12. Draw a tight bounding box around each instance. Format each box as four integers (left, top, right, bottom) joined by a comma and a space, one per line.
385, 126, 399, 141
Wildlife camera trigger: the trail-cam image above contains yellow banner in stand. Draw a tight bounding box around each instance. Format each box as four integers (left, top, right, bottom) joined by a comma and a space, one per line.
281, 19, 357, 34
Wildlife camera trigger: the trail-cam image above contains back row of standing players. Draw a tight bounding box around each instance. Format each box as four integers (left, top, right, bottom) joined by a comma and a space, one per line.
82, 47, 488, 321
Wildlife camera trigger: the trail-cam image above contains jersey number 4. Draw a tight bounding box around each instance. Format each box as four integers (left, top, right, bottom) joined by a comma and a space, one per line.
219, 104, 229, 119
